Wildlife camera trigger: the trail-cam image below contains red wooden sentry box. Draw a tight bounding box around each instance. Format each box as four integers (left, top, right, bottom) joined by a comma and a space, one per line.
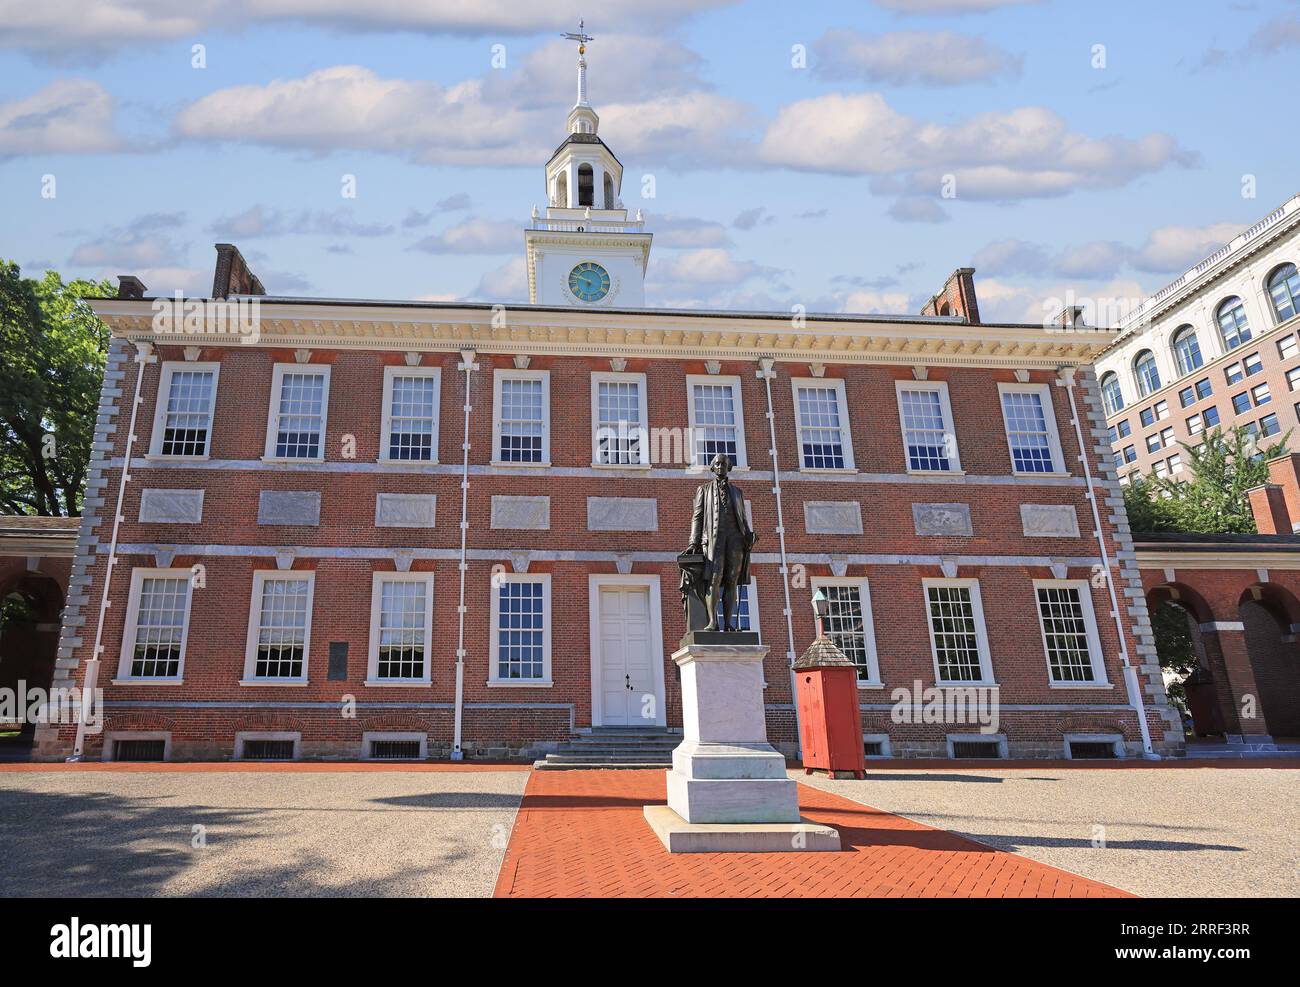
794, 621, 866, 779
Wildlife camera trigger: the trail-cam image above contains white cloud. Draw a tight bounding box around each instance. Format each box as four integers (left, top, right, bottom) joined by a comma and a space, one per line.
0, 0, 208, 61
841, 289, 913, 314
69, 212, 187, 268
209, 204, 394, 239
813, 28, 1021, 86
646, 214, 731, 248
468, 256, 528, 302
758, 92, 1194, 200
0, 79, 123, 155
409, 218, 519, 254
888, 197, 950, 223
1133, 222, 1243, 273
650, 248, 775, 286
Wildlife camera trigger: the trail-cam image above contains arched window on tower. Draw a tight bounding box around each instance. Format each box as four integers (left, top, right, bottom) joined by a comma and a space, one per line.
1134, 350, 1161, 397
555, 172, 568, 208
1216, 296, 1251, 350
577, 164, 594, 207
1100, 372, 1124, 416
603, 172, 614, 209
1268, 263, 1300, 322
1171, 325, 1203, 375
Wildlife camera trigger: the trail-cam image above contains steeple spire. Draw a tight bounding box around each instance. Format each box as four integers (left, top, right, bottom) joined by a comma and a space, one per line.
562, 21, 595, 109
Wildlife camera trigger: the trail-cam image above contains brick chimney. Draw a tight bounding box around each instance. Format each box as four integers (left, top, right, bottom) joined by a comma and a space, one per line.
1263, 453, 1300, 533
920, 267, 980, 324
212, 243, 266, 299
116, 275, 148, 299
1052, 305, 1087, 329
1247, 484, 1291, 534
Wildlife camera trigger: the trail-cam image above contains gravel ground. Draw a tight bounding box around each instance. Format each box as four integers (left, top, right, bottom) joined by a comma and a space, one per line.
796, 765, 1300, 897
0, 770, 528, 897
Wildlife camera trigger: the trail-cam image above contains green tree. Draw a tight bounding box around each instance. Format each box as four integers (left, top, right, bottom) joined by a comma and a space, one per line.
0, 262, 112, 516
1121, 425, 1289, 535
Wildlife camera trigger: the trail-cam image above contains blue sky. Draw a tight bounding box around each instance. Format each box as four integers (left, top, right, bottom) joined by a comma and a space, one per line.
2, 0, 1298, 323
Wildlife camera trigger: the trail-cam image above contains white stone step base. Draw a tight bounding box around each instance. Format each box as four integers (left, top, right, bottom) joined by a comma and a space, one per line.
643, 804, 840, 853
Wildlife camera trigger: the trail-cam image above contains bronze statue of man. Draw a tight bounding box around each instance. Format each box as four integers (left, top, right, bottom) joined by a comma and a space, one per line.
686, 453, 757, 632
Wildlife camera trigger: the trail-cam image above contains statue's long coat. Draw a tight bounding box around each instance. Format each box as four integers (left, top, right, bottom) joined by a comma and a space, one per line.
689, 477, 755, 587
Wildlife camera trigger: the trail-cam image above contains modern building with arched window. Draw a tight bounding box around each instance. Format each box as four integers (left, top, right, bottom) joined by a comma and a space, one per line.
1269, 263, 1300, 322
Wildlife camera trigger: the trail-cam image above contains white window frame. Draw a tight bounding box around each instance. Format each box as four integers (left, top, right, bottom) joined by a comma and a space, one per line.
491, 368, 551, 467
590, 370, 650, 467
894, 380, 962, 474
379, 365, 440, 464
148, 361, 220, 459
114, 568, 194, 683
996, 382, 1067, 476
685, 374, 749, 470
810, 576, 882, 687
1032, 578, 1110, 688
488, 572, 552, 687
263, 363, 331, 463
791, 377, 856, 472
241, 570, 316, 685
366, 571, 435, 686
922, 577, 996, 686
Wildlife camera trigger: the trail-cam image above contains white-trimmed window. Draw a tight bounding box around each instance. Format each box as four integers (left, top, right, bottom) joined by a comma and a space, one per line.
895, 381, 960, 473
792, 378, 855, 470
811, 577, 881, 684
489, 573, 551, 685
367, 572, 434, 684
686, 375, 747, 468
1278, 335, 1299, 361
150, 362, 219, 458
714, 578, 761, 638
923, 578, 994, 685
997, 383, 1065, 475
493, 369, 549, 465
380, 366, 440, 463
265, 364, 330, 461
1033, 579, 1107, 686
117, 569, 194, 681
243, 571, 315, 682
591, 371, 649, 466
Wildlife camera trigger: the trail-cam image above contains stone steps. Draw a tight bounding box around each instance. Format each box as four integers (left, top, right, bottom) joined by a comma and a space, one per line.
533, 727, 680, 770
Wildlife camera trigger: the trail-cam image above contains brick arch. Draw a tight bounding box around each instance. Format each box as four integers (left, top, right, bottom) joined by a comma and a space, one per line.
106, 712, 179, 732
231, 712, 308, 734
1055, 715, 1135, 740
357, 714, 437, 733
1145, 581, 1215, 625
1237, 586, 1300, 737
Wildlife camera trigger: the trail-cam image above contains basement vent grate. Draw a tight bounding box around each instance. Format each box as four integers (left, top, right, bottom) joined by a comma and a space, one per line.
241, 739, 296, 761
1069, 741, 1117, 759
863, 741, 884, 757
114, 739, 165, 762
951, 740, 1002, 759
370, 740, 422, 760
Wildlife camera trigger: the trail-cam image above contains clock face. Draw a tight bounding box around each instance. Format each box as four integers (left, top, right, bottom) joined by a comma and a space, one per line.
568, 261, 611, 302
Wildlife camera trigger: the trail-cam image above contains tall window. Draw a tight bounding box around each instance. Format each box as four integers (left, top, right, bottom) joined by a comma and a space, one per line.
793, 379, 854, 470
1171, 326, 1203, 375
368, 573, 433, 683
1100, 372, 1124, 416
494, 370, 549, 465
924, 580, 992, 684
812, 579, 880, 683
151, 363, 218, 458
577, 163, 594, 207
687, 376, 746, 468
998, 384, 1063, 474
592, 373, 648, 466
381, 368, 439, 462
1216, 296, 1252, 350
1269, 263, 1300, 322
1133, 350, 1161, 397
490, 575, 551, 684
266, 365, 329, 460
896, 382, 960, 472
714, 581, 759, 637
119, 570, 192, 680
1034, 581, 1105, 685
245, 573, 313, 681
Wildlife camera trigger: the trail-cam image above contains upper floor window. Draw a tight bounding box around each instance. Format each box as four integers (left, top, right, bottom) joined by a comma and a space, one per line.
1269, 263, 1300, 322
1099, 372, 1124, 416
368, 572, 434, 684
265, 365, 329, 461
1196, 378, 1213, 401
1171, 325, 1203, 375
998, 383, 1065, 475
792, 379, 854, 471
715, 579, 760, 638
591, 372, 649, 467
118, 569, 193, 681
493, 369, 550, 465
150, 362, 219, 458
1216, 296, 1252, 350
243, 572, 314, 682
489, 573, 551, 685
686, 375, 747, 468
381, 367, 440, 463
895, 381, 960, 473
923, 579, 994, 685
1034, 580, 1107, 685
811, 578, 881, 684
1133, 350, 1161, 397
1278, 334, 1299, 361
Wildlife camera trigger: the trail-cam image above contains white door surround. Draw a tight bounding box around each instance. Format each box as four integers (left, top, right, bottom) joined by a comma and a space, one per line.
589, 574, 666, 727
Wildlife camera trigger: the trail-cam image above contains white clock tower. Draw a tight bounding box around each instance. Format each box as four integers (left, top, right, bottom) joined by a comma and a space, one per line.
525, 26, 652, 307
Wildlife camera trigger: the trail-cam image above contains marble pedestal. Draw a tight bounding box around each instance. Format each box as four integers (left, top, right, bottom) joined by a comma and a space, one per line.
645, 638, 840, 853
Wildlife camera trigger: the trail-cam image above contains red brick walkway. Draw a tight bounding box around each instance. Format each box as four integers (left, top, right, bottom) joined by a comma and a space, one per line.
494, 769, 1131, 898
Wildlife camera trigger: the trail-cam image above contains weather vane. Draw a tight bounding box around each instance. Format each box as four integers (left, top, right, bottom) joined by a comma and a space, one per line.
562, 20, 594, 54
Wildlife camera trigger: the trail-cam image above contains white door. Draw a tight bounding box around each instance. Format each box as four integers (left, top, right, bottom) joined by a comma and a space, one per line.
598, 586, 656, 726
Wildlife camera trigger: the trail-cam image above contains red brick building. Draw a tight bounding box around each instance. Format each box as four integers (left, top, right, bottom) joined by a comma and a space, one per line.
34, 52, 1185, 763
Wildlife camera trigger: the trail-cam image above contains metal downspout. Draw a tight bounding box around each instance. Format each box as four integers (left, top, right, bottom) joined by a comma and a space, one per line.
451, 349, 477, 760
